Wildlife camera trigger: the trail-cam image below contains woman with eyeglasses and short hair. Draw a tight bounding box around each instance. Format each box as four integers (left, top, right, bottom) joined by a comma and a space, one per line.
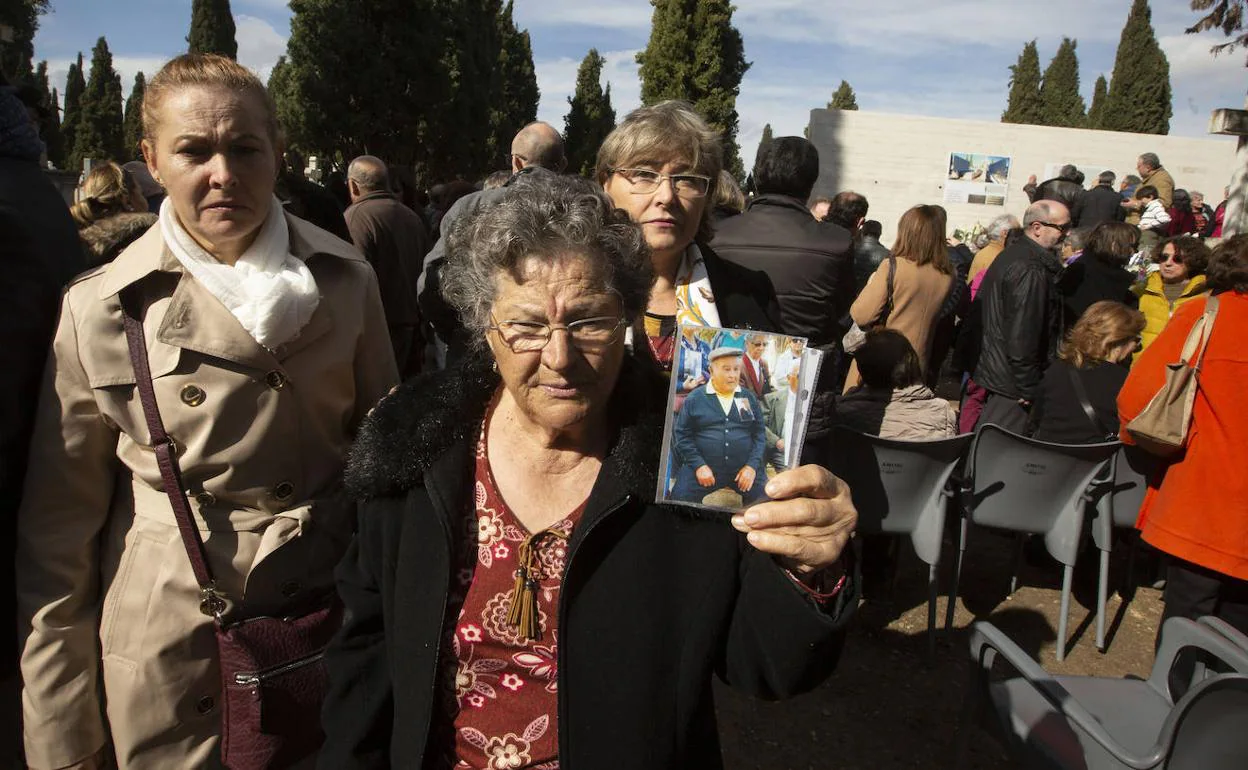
1134, 235, 1210, 358
1030, 300, 1145, 444
319, 173, 858, 769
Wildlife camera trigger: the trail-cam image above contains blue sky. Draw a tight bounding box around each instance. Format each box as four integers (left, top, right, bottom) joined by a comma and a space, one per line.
32, 1, 1248, 172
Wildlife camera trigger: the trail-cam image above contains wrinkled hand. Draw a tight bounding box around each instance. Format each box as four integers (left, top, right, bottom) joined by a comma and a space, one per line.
731, 465, 857, 574
1027, 174, 1037, 185
695, 465, 716, 487
735, 465, 757, 493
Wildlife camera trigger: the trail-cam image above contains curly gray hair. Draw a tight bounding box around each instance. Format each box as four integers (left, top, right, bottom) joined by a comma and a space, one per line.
442, 174, 654, 352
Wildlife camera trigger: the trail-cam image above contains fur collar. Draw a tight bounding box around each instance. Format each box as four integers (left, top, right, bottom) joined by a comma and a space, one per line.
345, 352, 670, 502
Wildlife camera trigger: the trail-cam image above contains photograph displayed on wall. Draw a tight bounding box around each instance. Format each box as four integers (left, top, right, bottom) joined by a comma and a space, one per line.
657, 325, 821, 513
944, 152, 1011, 205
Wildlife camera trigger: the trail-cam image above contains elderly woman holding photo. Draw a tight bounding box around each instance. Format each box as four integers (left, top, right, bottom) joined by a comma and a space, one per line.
319, 174, 857, 769
16, 54, 397, 769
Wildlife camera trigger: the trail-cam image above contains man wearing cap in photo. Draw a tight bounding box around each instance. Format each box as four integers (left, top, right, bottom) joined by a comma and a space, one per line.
670, 346, 768, 505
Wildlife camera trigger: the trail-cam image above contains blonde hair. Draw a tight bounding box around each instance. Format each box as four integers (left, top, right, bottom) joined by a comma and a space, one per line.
71, 161, 136, 227
595, 100, 723, 243
143, 53, 280, 144
1058, 301, 1146, 368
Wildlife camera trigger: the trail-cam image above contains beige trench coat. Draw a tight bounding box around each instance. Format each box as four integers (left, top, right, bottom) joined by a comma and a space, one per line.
16, 213, 398, 770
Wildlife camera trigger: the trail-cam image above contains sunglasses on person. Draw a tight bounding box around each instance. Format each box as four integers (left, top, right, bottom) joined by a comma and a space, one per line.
1156, 250, 1184, 265
1036, 220, 1072, 234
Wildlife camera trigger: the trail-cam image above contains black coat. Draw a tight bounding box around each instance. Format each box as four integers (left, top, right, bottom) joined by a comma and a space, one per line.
971, 236, 1064, 401
710, 194, 854, 349
1027, 177, 1085, 211
1058, 256, 1139, 327
319, 356, 857, 769
1073, 184, 1127, 229
1031, 359, 1127, 444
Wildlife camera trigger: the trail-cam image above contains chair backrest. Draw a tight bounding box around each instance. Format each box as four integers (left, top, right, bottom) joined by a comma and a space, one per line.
827, 428, 973, 565
1162, 675, 1248, 770
966, 424, 1118, 565
1108, 444, 1154, 529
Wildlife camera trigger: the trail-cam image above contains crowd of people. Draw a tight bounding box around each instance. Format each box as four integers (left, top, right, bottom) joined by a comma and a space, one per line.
1, 49, 1245, 769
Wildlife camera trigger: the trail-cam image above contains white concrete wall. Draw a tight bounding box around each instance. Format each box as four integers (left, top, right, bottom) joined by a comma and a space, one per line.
807, 109, 1238, 246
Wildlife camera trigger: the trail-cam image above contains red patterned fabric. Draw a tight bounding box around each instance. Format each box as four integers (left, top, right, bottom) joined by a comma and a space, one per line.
432, 419, 585, 770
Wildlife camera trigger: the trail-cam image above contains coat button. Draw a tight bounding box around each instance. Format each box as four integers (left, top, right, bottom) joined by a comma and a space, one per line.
180, 384, 206, 407
280, 580, 302, 598
272, 481, 294, 501
265, 370, 287, 390
195, 695, 215, 715
195, 491, 216, 507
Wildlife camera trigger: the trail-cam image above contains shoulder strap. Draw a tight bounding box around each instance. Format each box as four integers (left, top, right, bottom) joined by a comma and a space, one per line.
880, 255, 897, 324
119, 288, 225, 617
1066, 365, 1112, 438
1186, 294, 1220, 371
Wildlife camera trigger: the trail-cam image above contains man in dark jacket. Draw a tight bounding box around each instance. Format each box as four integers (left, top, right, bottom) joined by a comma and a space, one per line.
852, 219, 891, 292
1025, 164, 1085, 211
1073, 170, 1127, 229
345, 155, 431, 378
971, 200, 1071, 433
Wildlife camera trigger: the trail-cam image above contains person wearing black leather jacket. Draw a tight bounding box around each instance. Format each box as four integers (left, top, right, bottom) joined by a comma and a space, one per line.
970, 200, 1071, 433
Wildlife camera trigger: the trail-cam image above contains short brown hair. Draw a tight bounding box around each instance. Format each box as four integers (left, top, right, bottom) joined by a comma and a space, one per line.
1084, 222, 1139, 267
856, 329, 924, 389
143, 53, 280, 144
1207, 234, 1248, 294
714, 169, 745, 214
595, 100, 723, 243
1155, 235, 1211, 276
891, 205, 953, 274
1058, 301, 1145, 368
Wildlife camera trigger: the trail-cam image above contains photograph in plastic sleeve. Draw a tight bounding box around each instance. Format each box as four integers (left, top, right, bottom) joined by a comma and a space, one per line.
656, 325, 819, 513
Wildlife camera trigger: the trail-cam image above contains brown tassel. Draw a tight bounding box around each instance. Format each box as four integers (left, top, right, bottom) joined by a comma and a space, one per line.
505, 529, 568, 642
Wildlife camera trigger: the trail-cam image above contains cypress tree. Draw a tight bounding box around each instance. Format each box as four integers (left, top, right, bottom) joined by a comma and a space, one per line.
1102, 0, 1171, 135
488, 1, 540, 169
637, 0, 750, 178
187, 0, 239, 59
33, 61, 65, 167
1001, 40, 1043, 124
563, 49, 617, 177
70, 37, 126, 168
1037, 37, 1086, 127
61, 53, 86, 168
1086, 74, 1109, 129
123, 72, 146, 161
754, 123, 773, 168
827, 80, 858, 110
0, 0, 47, 81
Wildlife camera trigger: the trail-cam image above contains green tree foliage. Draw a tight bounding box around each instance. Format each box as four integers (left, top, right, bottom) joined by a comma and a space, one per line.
1001, 40, 1043, 124
70, 37, 126, 168
827, 80, 858, 110
754, 123, 773, 169
563, 48, 616, 177
637, 0, 751, 178
61, 53, 86, 168
1037, 37, 1086, 127
488, 1, 540, 170
1187, 0, 1248, 64
33, 61, 65, 167
0, 0, 48, 81
187, 0, 238, 59
1103, 0, 1172, 135
123, 72, 146, 161
1086, 74, 1109, 129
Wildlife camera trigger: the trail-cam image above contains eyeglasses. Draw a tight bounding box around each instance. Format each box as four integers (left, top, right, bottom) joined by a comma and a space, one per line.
488, 314, 626, 353
1157, 251, 1184, 265
610, 168, 712, 198
1036, 221, 1073, 234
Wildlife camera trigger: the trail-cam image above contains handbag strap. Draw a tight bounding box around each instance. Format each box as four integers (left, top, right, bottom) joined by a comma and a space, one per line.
1066, 366, 1112, 439
1181, 294, 1220, 371
878, 255, 897, 325
119, 288, 227, 618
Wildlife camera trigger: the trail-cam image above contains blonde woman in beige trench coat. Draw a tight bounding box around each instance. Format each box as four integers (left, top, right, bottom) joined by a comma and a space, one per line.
15, 54, 398, 770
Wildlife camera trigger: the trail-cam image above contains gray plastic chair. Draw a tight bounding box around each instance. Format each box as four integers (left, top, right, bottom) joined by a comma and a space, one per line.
827, 427, 974, 656
958, 617, 1248, 769
946, 424, 1118, 661
1089, 445, 1153, 651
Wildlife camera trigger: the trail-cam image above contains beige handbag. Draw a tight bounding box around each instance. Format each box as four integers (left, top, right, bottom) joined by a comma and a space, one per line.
1125, 294, 1219, 458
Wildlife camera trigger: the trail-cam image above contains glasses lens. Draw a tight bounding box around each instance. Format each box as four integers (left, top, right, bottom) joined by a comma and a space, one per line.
673, 176, 710, 197
622, 169, 660, 193
499, 321, 549, 352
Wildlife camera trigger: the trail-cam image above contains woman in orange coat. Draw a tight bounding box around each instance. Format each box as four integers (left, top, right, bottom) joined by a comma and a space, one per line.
1118, 235, 1248, 640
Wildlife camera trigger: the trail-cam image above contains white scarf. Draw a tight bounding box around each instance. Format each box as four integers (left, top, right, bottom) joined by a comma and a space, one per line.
674, 243, 722, 329
159, 196, 320, 350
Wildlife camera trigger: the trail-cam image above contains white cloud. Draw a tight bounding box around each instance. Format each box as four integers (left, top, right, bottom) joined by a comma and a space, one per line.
516, 0, 651, 30
535, 49, 641, 134
235, 14, 288, 83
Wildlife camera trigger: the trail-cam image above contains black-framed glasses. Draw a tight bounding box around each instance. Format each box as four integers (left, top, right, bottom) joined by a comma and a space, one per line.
488, 315, 627, 353
610, 167, 712, 198
1037, 221, 1073, 234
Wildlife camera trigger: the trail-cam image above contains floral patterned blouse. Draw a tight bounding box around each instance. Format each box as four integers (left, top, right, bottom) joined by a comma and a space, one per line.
429, 419, 586, 770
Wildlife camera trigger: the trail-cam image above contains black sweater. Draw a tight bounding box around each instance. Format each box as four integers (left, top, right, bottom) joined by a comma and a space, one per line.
1031, 359, 1128, 444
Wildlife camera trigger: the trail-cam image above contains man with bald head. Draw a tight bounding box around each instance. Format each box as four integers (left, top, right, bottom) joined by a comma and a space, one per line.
509, 121, 567, 174
345, 155, 431, 377
967, 200, 1071, 432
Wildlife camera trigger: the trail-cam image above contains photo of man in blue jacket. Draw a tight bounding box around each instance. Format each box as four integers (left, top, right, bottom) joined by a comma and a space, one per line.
669, 347, 769, 506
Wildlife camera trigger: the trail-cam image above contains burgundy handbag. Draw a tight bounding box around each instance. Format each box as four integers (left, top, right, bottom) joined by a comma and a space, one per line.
121, 289, 341, 769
